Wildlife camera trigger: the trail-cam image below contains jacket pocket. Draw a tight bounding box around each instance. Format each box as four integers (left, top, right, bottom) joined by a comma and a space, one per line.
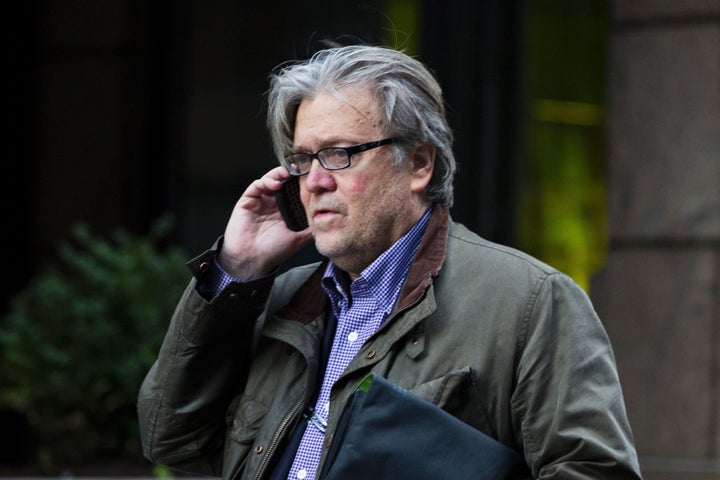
405, 367, 495, 437
227, 394, 268, 445
406, 366, 472, 409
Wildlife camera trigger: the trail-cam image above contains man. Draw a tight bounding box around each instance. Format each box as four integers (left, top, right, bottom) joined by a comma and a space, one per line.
138, 45, 642, 479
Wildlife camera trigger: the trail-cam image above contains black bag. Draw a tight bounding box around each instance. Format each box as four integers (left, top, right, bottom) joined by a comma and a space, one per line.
320, 373, 533, 479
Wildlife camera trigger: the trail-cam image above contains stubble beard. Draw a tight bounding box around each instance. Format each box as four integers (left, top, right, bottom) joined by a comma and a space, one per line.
314, 188, 415, 278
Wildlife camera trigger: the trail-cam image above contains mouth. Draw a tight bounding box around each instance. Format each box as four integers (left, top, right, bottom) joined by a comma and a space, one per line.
312, 208, 337, 219
310, 202, 344, 223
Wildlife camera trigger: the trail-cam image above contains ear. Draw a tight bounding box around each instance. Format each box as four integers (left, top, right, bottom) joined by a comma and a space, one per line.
409, 142, 436, 194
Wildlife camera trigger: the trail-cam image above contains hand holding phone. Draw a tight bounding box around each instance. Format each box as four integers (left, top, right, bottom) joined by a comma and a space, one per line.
274, 177, 309, 231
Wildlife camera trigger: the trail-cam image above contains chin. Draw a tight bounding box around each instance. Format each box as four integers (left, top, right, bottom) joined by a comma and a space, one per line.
313, 235, 339, 257
314, 235, 352, 262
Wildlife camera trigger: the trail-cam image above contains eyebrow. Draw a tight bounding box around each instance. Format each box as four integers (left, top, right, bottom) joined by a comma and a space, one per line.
291, 137, 365, 152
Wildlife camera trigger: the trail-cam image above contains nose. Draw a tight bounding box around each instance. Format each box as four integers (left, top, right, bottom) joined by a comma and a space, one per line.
302, 159, 337, 193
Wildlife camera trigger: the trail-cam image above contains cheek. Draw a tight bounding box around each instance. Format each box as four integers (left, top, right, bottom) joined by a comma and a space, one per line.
299, 178, 311, 206
345, 175, 369, 196
300, 189, 310, 207
340, 176, 374, 211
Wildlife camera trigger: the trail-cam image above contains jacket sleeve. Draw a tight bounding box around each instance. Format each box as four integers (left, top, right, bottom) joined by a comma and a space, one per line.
137, 248, 274, 476
513, 272, 643, 479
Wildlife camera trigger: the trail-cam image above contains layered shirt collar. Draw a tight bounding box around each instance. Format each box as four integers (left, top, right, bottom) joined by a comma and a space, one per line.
274, 204, 449, 325
321, 206, 433, 318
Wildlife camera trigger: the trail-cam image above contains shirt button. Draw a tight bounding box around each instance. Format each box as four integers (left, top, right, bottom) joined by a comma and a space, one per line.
348, 331, 359, 342
297, 469, 308, 479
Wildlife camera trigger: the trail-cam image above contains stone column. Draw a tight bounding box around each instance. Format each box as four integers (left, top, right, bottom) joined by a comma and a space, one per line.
591, 1, 720, 479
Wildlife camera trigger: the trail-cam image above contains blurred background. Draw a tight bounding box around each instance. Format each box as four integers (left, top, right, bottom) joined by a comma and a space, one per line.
2, 0, 719, 478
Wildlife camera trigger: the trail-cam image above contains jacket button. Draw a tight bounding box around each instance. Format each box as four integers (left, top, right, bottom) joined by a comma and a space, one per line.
254, 445, 263, 454
228, 292, 238, 300
198, 261, 210, 272
365, 349, 376, 359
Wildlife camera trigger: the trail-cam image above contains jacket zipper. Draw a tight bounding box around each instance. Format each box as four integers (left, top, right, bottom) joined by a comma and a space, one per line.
252, 398, 304, 480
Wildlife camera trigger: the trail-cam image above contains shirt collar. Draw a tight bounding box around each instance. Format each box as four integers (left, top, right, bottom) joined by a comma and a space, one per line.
274, 204, 450, 325
322, 206, 433, 314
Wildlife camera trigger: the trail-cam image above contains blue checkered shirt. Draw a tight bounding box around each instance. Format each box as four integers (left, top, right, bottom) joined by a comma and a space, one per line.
198, 208, 432, 480
287, 207, 432, 480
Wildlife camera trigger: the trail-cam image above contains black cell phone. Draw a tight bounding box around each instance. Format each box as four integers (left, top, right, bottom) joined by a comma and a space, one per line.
274, 177, 308, 231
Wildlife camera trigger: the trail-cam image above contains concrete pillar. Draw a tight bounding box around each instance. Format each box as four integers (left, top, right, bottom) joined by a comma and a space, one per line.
591, 1, 720, 479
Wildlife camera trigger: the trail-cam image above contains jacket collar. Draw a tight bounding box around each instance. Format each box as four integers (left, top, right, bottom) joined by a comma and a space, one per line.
276, 204, 449, 324
396, 204, 448, 312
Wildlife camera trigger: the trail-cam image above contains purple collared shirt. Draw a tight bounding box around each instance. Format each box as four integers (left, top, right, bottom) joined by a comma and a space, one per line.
198, 207, 432, 480
288, 207, 432, 480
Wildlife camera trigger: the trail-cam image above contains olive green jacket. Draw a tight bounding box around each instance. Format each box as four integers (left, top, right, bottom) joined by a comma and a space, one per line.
138, 205, 642, 479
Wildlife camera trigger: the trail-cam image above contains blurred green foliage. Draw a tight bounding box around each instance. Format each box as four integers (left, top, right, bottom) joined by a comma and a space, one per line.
0, 217, 189, 473
517, 1, 608, 291
385, 0, 421, 54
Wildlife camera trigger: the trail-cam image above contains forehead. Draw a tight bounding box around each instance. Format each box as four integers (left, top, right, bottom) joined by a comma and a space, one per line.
294, 85, 385, 146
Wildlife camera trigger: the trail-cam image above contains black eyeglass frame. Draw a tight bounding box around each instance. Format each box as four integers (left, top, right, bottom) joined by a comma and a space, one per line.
281, 137, 399, 177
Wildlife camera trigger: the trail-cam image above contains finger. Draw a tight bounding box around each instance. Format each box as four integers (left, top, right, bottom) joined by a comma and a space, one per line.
245, 166, 291, 198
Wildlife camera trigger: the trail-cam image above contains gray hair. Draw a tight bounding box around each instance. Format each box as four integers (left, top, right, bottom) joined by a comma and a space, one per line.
266, 45, 456, 207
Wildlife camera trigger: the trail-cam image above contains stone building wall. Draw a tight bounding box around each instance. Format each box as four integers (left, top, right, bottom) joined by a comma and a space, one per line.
591, 1, 720, 479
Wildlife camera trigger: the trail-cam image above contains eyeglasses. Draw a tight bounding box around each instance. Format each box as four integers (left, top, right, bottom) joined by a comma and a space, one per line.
281, 137, 399, 176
